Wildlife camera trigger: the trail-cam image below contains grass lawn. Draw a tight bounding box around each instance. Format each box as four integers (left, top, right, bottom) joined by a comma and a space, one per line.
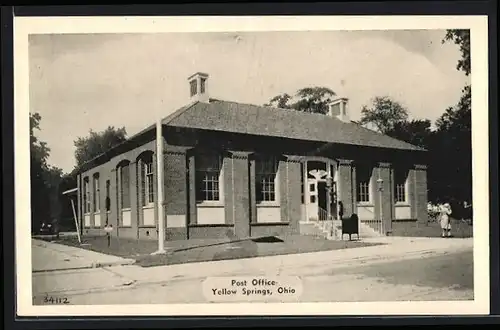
391, 218, 473, 238
45, 234, 383, 267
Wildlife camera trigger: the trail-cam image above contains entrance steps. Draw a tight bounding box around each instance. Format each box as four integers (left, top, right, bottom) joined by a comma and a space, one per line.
359, 221, 384, 238
299, 220, 341, 240
300, 220, 383, 240
300, 219, 384, 240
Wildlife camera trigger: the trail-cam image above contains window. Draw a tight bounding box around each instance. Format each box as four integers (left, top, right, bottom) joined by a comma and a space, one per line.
356, 165, 372, 203
142, 159, 154, 205
310, 183, 315, 192
200, 78, 206, 94
83, 177, 90, 213
93, 174, 100, 212
105, 180, 111, 212
256, 156, 279, 203
117, 162, 131, 209
138, 152, 154, 207
310, 195, 316, 203
196, 154, 222, 202
395, 169, 409, 203
190, 79, 197, 97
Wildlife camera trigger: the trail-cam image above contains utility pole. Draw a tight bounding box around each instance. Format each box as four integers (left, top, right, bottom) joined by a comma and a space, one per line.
152, 120, 166, 255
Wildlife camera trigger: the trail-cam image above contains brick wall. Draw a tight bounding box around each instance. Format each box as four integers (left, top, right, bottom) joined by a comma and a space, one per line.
376, 162, 393, 235
230, 152, 251, 238
338, 159, 355, 216
285, 159, 302, 234
279, 158, 289, 223
164, 147, 190, 239
78, 139, 158, 239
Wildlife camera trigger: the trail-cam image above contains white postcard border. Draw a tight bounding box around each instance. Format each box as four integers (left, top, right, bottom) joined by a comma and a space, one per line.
14, 15, 490, 316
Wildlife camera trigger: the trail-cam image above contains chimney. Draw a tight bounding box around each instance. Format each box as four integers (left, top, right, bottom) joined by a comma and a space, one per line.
187, 72, 209, 103
328, 97, 349, 122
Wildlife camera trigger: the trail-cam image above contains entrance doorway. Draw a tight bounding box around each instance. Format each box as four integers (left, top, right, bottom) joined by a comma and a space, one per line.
303, 159, 338, 222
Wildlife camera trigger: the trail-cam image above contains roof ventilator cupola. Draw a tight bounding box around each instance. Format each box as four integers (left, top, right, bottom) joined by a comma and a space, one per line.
328, 97, 350, 122
188, 72, 210, 104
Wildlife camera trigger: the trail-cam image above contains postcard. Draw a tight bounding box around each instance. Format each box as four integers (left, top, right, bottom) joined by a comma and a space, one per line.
14, 14, 489, 317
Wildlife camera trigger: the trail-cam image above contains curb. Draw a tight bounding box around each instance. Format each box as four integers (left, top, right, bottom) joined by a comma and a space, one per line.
33, 259, 136, 273
127, 247, 469, 288
33, 280, 137, 299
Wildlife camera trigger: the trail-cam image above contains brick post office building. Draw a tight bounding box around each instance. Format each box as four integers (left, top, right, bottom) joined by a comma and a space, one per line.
75, 72, 428, 241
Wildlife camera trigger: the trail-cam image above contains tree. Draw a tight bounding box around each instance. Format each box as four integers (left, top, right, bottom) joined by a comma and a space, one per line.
431, 29, 472, 207
74, 126, 127, 167
265, 86, 336, 114
265, 93, 293, 109
442, 29, 471, 76
359, 96, 409, 134
30, 112, 64, 233
435, 85, 471, 133
385, 119, 433, 149
428, 85, 472, 205
30, 112, 51, 167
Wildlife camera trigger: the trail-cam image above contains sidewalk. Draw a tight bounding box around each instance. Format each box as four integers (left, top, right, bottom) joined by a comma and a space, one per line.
32, 239, 135, 272
107, 236, 473, 286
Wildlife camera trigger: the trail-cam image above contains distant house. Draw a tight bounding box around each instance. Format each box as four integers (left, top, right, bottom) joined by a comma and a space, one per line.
75, 72, 428, 241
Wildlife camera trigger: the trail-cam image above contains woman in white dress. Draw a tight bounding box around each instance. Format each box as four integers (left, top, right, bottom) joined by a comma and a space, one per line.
440, 203, 452, 237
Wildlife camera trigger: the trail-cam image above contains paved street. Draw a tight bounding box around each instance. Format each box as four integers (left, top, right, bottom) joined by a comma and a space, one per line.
32, 237, 474, 305
32, 239, 135, 272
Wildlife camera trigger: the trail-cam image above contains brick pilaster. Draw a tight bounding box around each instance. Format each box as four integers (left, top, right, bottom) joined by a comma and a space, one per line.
279, 158, 289, 222
285, 157, 302, 233
230, 151, 251, 238
130, 161, 138, 237
187, 153, 197, 226
374, 162, 392, 235
338, 159, 354, 217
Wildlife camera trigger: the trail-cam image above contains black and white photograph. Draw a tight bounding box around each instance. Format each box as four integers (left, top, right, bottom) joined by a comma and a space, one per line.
14, 15, 489, 316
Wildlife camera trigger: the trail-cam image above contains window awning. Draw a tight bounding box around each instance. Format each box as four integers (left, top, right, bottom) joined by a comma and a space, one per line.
62, 187, 78, 195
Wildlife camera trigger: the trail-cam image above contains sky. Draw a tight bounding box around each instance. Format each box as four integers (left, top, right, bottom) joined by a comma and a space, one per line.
29, 30, 470, 173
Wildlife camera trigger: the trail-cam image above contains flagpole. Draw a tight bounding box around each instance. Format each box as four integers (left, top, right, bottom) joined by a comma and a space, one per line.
153, 119, 166, 254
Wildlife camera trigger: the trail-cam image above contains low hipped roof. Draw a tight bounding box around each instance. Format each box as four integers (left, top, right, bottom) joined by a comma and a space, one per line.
76, 99, 425, 173
164, 99, 425, 151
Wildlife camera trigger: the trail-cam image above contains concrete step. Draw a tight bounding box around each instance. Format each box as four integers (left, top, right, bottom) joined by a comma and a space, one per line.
359, 221, 383, 238
299, 222, 329, 238
299, 221, 340, 240
302, 221, 381, 240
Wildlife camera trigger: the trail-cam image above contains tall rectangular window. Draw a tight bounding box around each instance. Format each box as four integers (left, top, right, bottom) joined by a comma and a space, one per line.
356, 165, 372, 203
118, 163, 131, 209
83, 177, 90, 213
196, 154, 222, 202
142, 160, 154, 205
105, 180, 110, 212
256, 156, 279, 203
93, 174, 100, 212
395, 169, 409, 203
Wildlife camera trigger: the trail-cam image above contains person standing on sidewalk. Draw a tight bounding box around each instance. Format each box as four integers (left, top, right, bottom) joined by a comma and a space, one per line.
440, 202, 453, 238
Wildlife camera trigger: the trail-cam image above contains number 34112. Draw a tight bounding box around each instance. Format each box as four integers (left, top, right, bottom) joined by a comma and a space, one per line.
43, 295, 70, 304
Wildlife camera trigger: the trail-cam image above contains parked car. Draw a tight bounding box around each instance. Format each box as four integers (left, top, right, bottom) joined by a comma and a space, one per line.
39, 219, 60, 236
